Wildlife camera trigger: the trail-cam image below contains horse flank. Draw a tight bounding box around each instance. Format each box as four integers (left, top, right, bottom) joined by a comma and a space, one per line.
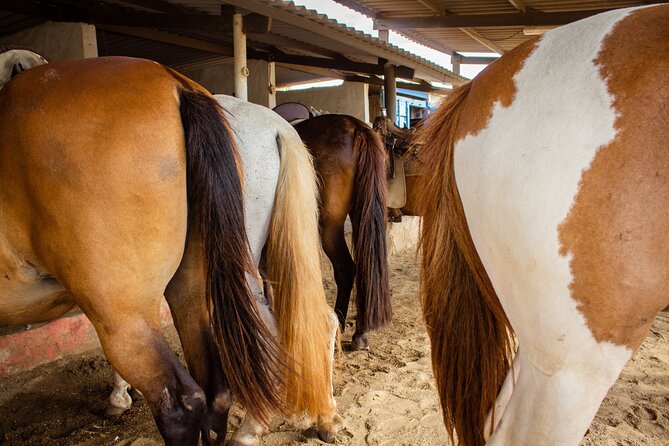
416, 82, 515, 446
266, 128, 336, 418
178, 87, 287, 424
350, 125, 391, 331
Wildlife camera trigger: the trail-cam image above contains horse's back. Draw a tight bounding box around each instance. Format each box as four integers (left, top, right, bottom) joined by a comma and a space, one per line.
0, 57, 189, 324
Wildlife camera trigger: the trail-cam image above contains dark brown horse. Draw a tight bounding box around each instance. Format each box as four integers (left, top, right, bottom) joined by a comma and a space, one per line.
295, 115, 421, 350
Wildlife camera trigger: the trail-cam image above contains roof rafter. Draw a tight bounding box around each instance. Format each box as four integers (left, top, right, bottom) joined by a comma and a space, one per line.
375, 9, 611, 29
459, 27, 506, 55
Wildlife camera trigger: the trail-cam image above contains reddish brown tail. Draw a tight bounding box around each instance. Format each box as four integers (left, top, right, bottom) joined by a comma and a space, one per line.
350, 123, 391, 331
416, 83, 515, 446
178, 88, 286, 424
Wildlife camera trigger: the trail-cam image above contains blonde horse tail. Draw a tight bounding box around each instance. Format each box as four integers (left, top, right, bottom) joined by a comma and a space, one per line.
351, 124, 391, 331
178, 88, 286, 425
416, 82, 515, 446
266, 127, 335, 418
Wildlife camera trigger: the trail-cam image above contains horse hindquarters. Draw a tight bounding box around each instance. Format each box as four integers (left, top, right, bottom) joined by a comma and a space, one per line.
451, 7, 669, 445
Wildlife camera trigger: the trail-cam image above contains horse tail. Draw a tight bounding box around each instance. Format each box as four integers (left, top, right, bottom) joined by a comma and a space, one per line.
178, 88, 286, 424
266, 127, 335, 418
350, 122, 391, 331
416, 82, 515, 446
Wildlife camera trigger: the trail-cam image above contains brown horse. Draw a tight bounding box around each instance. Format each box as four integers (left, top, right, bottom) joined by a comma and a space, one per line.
295, 115, 422, 350
0, 57, 334, 445
417, 5, 668, 445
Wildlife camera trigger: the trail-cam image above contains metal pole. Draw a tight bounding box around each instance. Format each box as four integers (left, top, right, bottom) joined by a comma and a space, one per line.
384, 62, 396, 123
233, 13, 248, 101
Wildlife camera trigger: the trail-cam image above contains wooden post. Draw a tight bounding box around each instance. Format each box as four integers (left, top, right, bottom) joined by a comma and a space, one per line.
384, 62, 396, 123
451, 53, 461, 76
233, 13, 248, 101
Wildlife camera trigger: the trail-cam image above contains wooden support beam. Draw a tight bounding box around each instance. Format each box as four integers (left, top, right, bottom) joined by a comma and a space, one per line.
459, 27, 506, 54
276, 62, 345, 80
97, 25, 234, 56
375, 9, 611, 29
247, 32, 343, 60
0, 0, 271, 34
459, 55, 499, 65
345, 75, 440, 93
114, 0, 186, 14
264, 51, 415, 79
416, 0, 445, 15
508, 0, 526, 12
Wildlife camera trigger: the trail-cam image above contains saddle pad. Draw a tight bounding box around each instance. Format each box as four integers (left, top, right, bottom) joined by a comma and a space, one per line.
387, 154, 407, 209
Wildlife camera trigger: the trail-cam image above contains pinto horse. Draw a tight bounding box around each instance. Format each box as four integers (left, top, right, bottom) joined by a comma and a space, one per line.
417, 5, 669, 445
295, 116, 391, 350
0, 57, 335, 445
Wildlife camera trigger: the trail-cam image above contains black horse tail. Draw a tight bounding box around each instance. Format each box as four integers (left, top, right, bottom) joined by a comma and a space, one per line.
178, 88, 287, 424
350, 120, 391, 331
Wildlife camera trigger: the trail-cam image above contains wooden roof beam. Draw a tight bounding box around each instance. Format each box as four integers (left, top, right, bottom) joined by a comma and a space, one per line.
264, 50, 415, 79
97, 25, 234, 56
0, 0, 271, 34
508, 0, 526, 12
375, 9, 610, 29
459, 27, 506, 55
416, 0, 445, 15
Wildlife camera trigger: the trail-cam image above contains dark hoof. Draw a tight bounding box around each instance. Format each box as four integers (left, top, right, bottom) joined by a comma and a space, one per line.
129, 387, 144, 401
350, 333, 369, 351
318, 428, 336, 443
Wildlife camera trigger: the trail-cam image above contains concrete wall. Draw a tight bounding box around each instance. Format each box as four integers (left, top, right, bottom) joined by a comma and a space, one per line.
183, 59, 276, 107
277, 81, 370, 123
0, 21, 97, 61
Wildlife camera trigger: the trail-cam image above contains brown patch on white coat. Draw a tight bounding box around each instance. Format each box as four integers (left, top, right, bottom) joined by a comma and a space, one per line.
558, 6, 669, 349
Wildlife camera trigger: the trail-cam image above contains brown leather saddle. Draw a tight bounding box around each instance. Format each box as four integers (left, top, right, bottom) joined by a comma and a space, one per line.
373, 116, 422, 220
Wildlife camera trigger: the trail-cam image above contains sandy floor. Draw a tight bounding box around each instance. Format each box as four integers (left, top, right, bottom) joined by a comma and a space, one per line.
0, 248, 667, 445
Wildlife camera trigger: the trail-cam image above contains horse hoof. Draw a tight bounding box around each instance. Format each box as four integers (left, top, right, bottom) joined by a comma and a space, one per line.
129, 388, 144, 401
350, 334, 369, 351
318, 429, 336, 443
105, 405, 127, 418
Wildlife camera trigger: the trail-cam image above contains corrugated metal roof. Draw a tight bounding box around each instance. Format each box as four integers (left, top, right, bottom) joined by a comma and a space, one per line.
337, 0, 652, 54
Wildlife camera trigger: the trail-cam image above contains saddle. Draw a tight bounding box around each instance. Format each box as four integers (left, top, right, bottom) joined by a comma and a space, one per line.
373, 116, 422, 220
272, 102, 312, 125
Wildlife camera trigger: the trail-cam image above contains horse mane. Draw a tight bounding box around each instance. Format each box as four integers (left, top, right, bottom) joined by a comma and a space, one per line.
416, 82, 516, 445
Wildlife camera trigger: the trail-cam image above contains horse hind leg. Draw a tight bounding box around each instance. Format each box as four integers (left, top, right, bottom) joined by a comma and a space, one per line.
91, 300, 206, 445
486, 344, 632, 445
484, 349, 521, 441
321, 220, 356, 331
314, 309, 343, 443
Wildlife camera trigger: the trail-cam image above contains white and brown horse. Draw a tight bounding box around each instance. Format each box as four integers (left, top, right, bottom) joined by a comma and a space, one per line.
0, 57, 336, 445
417, 5, 668, 446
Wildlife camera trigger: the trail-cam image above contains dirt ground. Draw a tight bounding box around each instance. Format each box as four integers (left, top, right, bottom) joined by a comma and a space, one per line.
0, 248, 667, 445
